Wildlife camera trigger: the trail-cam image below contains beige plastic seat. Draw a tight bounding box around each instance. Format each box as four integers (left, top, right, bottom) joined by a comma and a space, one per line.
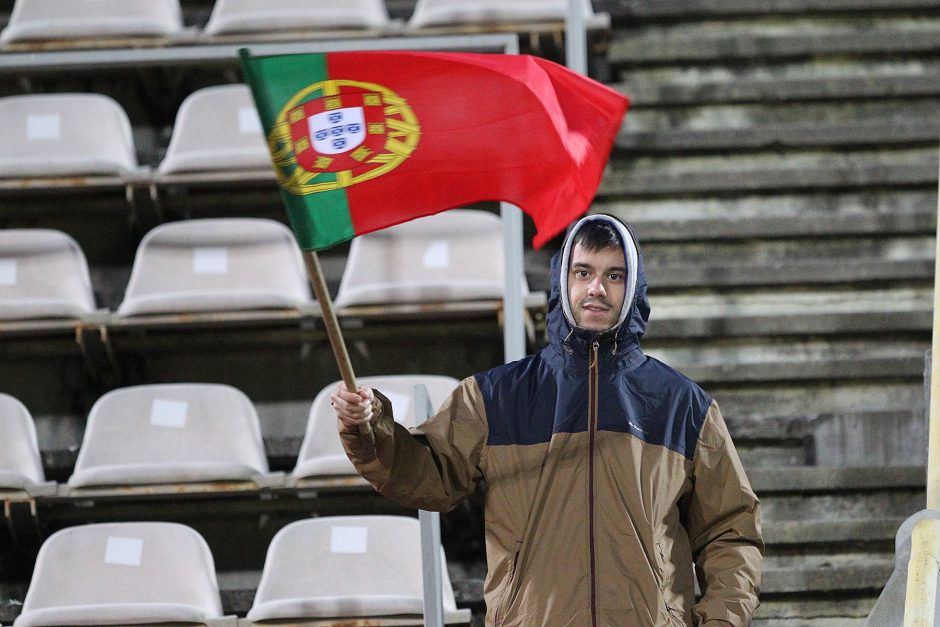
158, 84, 271, 175
0, 0, 184, 44
334, 209, 527, 308
0, 393, 45, 490
117, 218, 312, 316
247, 515, 471, 624
13, 521, 229, 627
67, 383, 270, 488
204, 0, 389, 35
0, 229, 96, 320
292, 375, 459, 480
408, 0, 596, 28
0, 93, 137, 179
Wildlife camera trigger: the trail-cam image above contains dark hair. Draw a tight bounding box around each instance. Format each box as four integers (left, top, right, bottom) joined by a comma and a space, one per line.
572, 220, 621, 252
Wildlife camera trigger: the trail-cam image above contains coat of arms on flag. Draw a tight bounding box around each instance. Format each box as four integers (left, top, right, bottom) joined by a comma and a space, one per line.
268, 80, 420, 196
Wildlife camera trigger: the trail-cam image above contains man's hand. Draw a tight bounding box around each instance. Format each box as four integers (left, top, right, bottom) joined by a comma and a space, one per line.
331, 384, 375, 431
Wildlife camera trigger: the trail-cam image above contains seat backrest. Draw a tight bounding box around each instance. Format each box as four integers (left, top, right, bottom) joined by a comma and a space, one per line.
13, 521, 223, 627
117, 218, 312, 316
0, 93, 136, 179
158, 84, 271, 175
334, 209, 526, 308
203, 0, 389, 35
0, 0, 184, 43
0, 393, 45, 489
248, 515, 462, 621
292, 375, 459, 480
408, 0, 595, 28
68, 383, 269, 488
0, 229, 95, 320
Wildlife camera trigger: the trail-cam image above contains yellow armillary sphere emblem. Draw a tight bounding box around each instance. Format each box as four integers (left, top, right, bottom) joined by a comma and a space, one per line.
267, 79, 421, 195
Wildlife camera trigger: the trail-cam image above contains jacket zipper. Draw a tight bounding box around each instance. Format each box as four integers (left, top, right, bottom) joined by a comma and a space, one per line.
588, 340, 599, 627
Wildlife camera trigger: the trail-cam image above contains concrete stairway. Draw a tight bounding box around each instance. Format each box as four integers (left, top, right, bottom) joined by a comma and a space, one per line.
598, 0, 940, 622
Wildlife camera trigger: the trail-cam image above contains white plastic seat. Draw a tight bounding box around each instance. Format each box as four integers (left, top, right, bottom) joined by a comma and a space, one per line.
292, 375, 459, 480
67, 383, 270, 488
247, 515, 470, 624
13, 521, 227, 627
334, 209, 527, 308
204, 0, 390, 36
0, 0, 184, 44
117, 218, 312, 316
0, 394, 45, 490
0, 93, 137, 179
158, 84, 271, 175
408, 0, 595, 28
0, 229, 96, 320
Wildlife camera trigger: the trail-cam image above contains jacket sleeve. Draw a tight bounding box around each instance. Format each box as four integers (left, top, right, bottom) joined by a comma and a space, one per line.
686, 401, 764, 626
338, 376, 489, 512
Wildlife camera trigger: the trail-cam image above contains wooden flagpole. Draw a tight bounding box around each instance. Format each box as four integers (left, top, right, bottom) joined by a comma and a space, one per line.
303, 250, 374, 443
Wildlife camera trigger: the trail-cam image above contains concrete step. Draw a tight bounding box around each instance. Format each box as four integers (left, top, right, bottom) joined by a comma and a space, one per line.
754, 597, 875, 623
762, 554, 895, 594
619, 106, 940, 153
601, 148, 938, 197
763, 517, 904, 546
615, 61, 940, 107
749, 465, 924, 493
610, 0, 940, 21
646, 288, 932, 338
714, 382, 923, 423
595, 190, 936, 242
646, 340, 928, 385
752, 619, 866, 627
610, 18, 940, 65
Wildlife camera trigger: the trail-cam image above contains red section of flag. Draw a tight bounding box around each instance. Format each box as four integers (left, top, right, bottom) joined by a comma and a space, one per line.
326, 52, 628, 249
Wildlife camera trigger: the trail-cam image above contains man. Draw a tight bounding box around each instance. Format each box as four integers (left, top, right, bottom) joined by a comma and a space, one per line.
333, 214, 762, 626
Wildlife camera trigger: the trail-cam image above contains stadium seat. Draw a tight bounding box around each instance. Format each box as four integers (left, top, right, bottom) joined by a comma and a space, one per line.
116, 218, 312, 316
0, 394, 46, 490
12, 521, 232, 627
0, 93, 137, 179
408, 0, 596, 28
203, 0, 390, 36
334, 209, 528, 308
67, 383, 271, 488
157, 84, 271, 176
0, 0, 185, 44
246, 515, 471, 624
0, 230, 96, 320
292, 375, 460, 481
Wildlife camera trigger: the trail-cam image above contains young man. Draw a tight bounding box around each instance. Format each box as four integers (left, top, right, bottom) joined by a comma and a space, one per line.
333, 214, 763, 626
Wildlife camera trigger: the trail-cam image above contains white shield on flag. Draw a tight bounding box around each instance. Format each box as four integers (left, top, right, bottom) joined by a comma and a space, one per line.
308, 107, 366, 155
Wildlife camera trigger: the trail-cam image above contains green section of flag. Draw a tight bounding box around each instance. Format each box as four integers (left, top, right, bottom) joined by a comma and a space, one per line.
240, 50, 356, 251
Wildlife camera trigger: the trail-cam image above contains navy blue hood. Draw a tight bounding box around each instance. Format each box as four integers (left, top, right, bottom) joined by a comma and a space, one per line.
547, 214, 651, 359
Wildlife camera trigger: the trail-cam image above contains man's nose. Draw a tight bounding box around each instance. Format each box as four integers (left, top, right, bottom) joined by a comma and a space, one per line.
588, 277, 606, 297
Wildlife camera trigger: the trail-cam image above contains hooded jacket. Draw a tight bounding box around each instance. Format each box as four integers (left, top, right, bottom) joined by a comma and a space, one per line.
340, 214, 763, 626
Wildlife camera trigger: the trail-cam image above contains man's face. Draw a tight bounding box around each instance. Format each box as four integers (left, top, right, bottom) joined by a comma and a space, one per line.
568, 242, 627, 332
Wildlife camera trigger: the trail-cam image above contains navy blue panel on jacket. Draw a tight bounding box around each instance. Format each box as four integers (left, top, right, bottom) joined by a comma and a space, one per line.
475, 214, 712, 461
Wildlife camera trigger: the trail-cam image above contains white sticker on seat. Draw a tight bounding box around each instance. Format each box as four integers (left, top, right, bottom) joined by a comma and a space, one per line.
26, 114, 61, 141
330, 526, 368, 554
0, 260, 16, 286
238, 107, 262, 134
104, 536, 144, 566
382, 391, 411, 423
150, 399, 188, 429
421, 241, 450, 269
193, 247, 229, 274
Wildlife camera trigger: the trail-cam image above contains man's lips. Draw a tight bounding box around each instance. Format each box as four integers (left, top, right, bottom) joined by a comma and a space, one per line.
581, 301, 611, 314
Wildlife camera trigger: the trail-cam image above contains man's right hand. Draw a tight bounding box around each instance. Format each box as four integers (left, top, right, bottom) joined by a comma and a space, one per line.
331, 384, 375, 431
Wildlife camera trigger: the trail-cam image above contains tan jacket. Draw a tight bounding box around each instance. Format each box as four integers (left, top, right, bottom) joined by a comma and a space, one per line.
341, 215, 762, 626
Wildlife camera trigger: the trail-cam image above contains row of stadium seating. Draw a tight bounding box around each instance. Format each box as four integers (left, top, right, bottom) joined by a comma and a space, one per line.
9, 516, 469, 626
0, 0, 602, 46
0, 211, 533, 323
0, 376, 457, 494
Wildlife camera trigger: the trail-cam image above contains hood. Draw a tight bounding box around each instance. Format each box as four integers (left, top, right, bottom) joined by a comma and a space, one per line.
547, 214, 650, 356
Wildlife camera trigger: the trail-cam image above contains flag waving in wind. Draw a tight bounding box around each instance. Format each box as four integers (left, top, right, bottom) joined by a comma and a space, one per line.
240, 50, 629, 251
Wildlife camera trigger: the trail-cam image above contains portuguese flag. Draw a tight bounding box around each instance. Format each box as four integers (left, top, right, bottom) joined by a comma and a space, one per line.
240, 50, 628, 251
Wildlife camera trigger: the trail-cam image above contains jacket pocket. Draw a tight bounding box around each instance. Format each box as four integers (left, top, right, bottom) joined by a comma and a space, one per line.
494, 540, 523, 626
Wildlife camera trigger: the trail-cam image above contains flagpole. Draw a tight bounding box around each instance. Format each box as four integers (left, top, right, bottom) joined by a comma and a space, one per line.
302, 250, 374, 443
